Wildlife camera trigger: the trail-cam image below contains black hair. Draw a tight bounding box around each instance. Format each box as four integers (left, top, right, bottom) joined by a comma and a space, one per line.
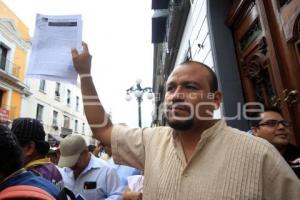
180, 60, 218, 92
18, 139, 50, 156
250, 107, 283, 127
11, 118, 50, 156
0, 125, 24, 177
88, 145, 96, 152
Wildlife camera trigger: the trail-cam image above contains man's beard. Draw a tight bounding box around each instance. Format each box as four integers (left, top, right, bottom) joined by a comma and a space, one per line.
167, 118, 193, 130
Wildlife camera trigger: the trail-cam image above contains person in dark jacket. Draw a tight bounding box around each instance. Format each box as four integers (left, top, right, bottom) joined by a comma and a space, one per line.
251, 107, 300, 178
11, 118, 63, 188
0, 125, 59, 198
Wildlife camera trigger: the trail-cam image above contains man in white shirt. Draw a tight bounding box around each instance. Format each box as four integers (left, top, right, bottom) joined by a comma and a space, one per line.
100, 143, 141, 186
58, 135, 124, 200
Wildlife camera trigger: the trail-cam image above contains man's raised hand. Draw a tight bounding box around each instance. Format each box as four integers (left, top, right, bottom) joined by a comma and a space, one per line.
72, 42, 92, 76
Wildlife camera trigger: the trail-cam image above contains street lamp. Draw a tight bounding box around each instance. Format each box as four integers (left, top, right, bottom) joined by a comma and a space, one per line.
125, 79, 153, 127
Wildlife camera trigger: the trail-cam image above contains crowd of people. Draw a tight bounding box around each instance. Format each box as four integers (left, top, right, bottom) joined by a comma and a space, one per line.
0, 43, 300, 199
0, 118, 143, 200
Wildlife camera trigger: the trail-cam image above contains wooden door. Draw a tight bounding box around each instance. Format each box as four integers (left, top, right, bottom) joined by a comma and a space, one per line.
227, 0, 300, 144
262, 0, 300, 144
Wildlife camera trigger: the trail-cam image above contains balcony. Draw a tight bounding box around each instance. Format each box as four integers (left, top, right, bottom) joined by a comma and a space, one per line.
61, 127, 73, 138
0, 56, 30, 95
48, 133, 63, 146
0, 55, 21, 78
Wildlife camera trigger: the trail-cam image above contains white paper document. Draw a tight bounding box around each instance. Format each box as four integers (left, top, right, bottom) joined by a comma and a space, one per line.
27, 14, 82, 84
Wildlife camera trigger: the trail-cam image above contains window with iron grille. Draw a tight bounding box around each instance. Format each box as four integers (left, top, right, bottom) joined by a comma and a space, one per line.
55, 82, 61, 100
0, 45, 8, 71
63, 115, 70, 128
39, 80, 46, 92
67, 89, 71, 105
52, 111, 58, 126
36, 104, 44, 122
75, 120, 78, 132
76, 96, 79, 111
82, 122, 85, 134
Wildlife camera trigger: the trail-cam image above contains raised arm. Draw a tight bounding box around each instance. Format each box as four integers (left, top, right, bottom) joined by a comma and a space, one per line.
72, 43, 112, 146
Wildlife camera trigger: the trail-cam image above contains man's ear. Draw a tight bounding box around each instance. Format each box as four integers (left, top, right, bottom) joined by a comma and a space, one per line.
83, 149, 90, 157
251, 127, 259, 136
23, 142, 36, 157
213, 91, 222, 110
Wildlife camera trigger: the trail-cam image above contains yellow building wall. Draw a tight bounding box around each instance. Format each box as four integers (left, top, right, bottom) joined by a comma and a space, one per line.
0, 0, 30, 119
0, 0, 30, 40
13, 47, 27, 81
10, 91, 22, 120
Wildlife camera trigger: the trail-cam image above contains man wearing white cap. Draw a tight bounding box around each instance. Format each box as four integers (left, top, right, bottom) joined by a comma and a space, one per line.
58, 134, 124, 200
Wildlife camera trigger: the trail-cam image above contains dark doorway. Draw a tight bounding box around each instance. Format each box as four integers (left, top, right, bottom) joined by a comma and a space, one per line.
0, 90, 3, 107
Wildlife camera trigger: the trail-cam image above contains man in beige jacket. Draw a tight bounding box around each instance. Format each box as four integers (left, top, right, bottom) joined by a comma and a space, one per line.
71, 43, 300, 200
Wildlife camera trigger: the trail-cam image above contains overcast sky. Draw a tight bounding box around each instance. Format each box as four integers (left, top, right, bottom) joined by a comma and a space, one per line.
3, 0, 154, 127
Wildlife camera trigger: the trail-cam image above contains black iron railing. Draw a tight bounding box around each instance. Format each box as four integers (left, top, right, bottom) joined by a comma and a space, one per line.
0, 55, 21, 78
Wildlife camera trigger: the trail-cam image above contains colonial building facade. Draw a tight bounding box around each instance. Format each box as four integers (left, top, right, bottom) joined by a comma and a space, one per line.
0, 0, 31, 124
21, 79, 94, 145
0, 1, 93, 144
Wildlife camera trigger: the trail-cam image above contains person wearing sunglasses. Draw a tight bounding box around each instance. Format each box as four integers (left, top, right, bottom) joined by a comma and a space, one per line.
251, 107, 300, 178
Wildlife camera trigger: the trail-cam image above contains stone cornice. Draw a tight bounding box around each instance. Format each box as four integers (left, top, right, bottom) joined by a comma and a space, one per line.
0, 18, 31, 51
0, 69, 26, 91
